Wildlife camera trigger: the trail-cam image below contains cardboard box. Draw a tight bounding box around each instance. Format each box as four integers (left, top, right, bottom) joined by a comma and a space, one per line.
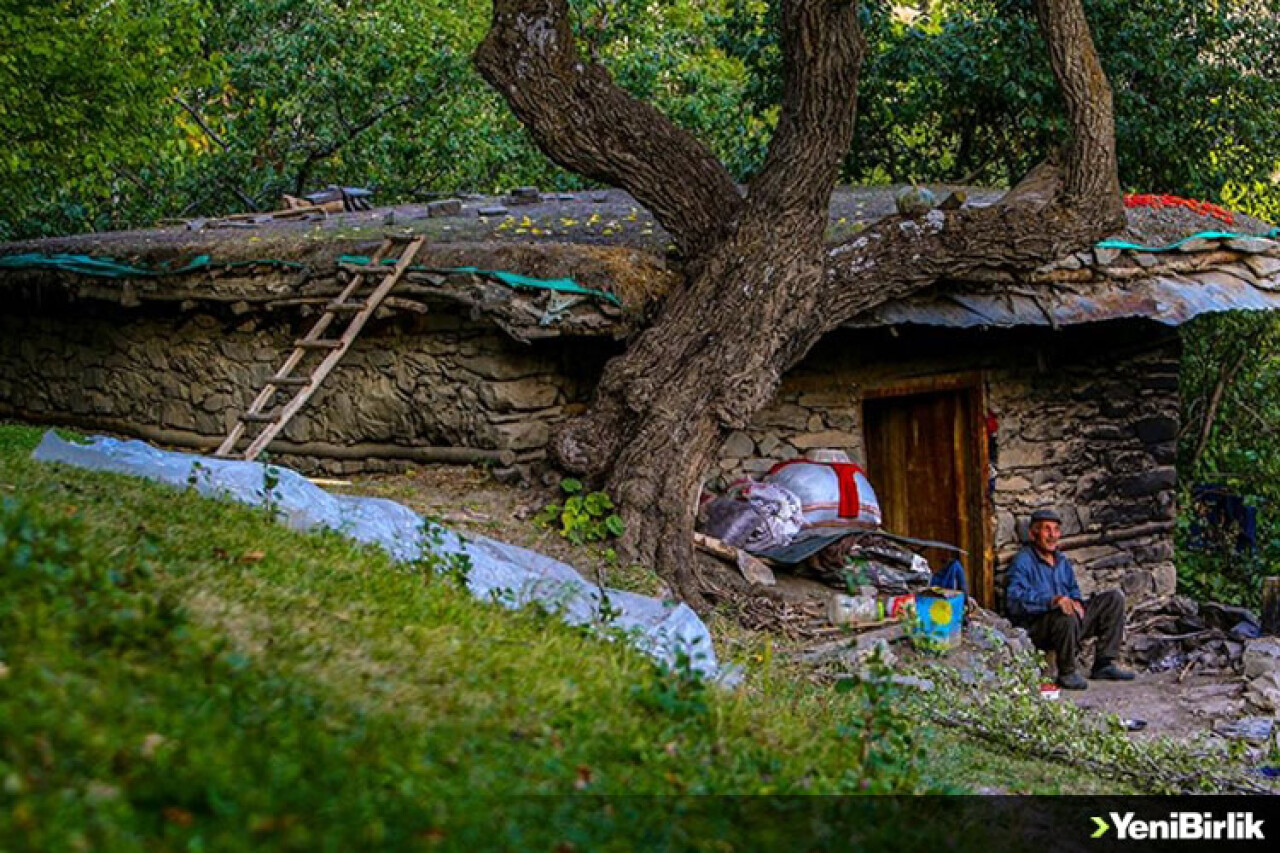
912, 587, 964, 652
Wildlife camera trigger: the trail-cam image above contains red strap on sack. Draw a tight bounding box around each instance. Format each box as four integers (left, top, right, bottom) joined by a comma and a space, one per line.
767, 459, 866, 518
829, 463, 863, 519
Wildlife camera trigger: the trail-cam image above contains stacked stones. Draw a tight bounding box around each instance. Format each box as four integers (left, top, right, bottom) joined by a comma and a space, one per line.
988, 344, 1181, 604
0, 301, 609, 476
713, 375, 862, 486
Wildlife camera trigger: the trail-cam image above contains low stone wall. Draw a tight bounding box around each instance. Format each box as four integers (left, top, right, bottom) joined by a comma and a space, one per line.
0, 304, 614, 475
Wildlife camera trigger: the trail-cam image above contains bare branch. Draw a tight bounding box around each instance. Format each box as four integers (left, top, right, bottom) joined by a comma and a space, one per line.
173, 95, 230, 153
474, 0, 741, 258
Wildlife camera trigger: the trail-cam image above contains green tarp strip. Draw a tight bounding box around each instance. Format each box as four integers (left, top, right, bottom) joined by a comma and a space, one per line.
337, 256, 622, 306
0, 251, 621, 307
1098, 228, 1280, 253
0, 252, 307, 277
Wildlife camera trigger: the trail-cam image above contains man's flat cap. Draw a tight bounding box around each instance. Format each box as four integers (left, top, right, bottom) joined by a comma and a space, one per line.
1030, 508, 1062, 524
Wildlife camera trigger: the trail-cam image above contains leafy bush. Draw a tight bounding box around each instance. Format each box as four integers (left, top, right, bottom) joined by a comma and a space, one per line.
1178, 306, 1280, 608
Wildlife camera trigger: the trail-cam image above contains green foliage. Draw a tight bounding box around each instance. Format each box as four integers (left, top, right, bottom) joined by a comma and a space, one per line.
1177, 305, 1280, 608
412, 515, 474, 590
6, 0, 1278, 237
832, 650, 921, 789
906, 637, 1262, 793
851, 0, 1280, 203
535, 479, 626, 545
630, 651, 711, 721
0, 0, 208, 239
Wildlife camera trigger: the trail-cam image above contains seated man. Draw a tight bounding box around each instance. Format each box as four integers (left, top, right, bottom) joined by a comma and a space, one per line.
1006, 509, 1135, 690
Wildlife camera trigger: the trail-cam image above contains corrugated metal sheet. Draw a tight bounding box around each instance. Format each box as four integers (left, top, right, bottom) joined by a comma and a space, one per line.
847, 271, 1280, 329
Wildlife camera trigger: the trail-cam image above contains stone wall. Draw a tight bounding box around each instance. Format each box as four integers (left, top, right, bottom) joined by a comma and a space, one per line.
0, 303, 614, 475
711, 323, 1180, 604
0, 290, 1180, 603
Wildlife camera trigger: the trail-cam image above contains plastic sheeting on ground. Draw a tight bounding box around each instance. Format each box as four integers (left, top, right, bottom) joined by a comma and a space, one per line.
32, 432, 717, 676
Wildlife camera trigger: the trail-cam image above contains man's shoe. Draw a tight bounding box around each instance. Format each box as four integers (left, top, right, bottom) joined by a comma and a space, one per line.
1057, 672, 1088, 690
1090, 663, 1136, 681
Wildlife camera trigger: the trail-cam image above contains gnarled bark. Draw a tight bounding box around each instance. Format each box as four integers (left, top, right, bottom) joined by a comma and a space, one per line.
474, 0, 742, 260
477, 0, 1125, 607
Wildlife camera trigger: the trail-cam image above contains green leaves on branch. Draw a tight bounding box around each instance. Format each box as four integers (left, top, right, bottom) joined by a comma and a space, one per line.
5, 0, 1279, 238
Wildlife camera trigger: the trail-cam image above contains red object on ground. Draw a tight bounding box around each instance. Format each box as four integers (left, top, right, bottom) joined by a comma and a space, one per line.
1123, 193, 1235, 226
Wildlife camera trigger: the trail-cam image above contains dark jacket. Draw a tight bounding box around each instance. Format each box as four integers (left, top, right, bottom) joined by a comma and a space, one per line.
1005, 546, 1082, 624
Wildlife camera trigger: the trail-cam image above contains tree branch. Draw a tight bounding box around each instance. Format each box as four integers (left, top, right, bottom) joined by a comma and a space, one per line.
474, 0, 742, 259
1034, 0, 1122, 210
817, 0, 1125, 325
293, 93, 418, 195
173, 95, 230, 153
748, 0, 865, 216
1192, 329, 1264, 467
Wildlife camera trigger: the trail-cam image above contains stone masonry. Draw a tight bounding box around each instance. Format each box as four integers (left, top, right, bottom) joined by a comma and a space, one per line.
0, 305, 613, 475
0, 292, 1179, 603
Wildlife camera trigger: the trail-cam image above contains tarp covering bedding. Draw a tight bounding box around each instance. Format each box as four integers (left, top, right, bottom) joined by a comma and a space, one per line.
32, 432, 716, 676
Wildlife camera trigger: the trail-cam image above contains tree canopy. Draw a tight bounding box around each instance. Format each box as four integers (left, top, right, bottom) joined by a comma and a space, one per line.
2, 0, 1278, 238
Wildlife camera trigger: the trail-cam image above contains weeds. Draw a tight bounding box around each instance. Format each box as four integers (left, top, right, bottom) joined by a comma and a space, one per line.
904, 641, 1267, 793
534, 478, 624, 545
410, 515, 473, 590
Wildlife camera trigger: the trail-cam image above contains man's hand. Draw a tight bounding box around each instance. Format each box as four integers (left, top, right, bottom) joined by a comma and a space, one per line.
1052, 596, 1085, 619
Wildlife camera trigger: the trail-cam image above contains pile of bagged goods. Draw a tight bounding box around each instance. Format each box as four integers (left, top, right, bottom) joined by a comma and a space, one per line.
697, 449, 967, 649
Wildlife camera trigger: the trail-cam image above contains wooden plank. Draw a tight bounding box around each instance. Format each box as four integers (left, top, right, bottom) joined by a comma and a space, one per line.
1263, 577, 1280, 636
240, 236, 426, 461
969, 379, 995, 609
861, 371, 985, 400
214, 240, 392, 457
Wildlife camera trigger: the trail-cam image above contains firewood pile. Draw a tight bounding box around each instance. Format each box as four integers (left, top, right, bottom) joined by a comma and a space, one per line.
1125, 595, 1263, 677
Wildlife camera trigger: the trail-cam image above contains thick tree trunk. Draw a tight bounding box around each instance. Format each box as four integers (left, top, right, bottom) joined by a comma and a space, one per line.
476, 0, 1124, 607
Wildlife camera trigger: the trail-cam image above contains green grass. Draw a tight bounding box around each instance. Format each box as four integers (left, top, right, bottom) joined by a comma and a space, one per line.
0, 423, 936, 851
7, 421, 1227, 850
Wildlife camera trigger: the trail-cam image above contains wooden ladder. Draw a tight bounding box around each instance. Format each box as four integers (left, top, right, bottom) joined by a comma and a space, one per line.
215, 234, 426, 461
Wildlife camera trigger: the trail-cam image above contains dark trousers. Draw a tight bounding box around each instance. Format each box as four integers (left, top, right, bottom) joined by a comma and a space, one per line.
1025, 589, 1125, 675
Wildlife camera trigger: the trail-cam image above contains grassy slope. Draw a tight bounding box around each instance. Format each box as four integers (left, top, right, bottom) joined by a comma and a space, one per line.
0, 423, 1128, 850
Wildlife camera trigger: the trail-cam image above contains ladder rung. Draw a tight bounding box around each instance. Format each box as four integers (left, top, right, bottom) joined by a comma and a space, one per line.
384, 232, 420, 244
327, 301, 367, 313
269, 376, 310, 387
240, 411, 280, 424
295, 339, 343, 350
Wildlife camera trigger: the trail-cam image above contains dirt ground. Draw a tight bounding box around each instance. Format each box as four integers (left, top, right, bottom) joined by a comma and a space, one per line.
337, 462, 1261, 747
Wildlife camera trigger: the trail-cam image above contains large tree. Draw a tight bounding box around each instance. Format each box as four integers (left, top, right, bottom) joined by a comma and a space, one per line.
475, 0, 1125, 607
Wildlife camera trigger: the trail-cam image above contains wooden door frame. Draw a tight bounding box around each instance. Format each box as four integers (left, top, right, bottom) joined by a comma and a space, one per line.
861, 371, 993, 608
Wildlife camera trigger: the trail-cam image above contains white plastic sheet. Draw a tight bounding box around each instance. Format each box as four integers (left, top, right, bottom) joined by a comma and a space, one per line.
32, 432, 717, 676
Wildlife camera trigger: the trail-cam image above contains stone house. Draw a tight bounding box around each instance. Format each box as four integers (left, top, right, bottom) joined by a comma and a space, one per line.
4, 221, 1280, 610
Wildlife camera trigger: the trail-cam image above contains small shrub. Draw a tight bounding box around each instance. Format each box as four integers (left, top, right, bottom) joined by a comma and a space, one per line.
534, 479, 625, 545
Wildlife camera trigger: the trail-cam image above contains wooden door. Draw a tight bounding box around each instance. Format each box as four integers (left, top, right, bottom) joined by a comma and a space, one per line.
863, 384, 990, 605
